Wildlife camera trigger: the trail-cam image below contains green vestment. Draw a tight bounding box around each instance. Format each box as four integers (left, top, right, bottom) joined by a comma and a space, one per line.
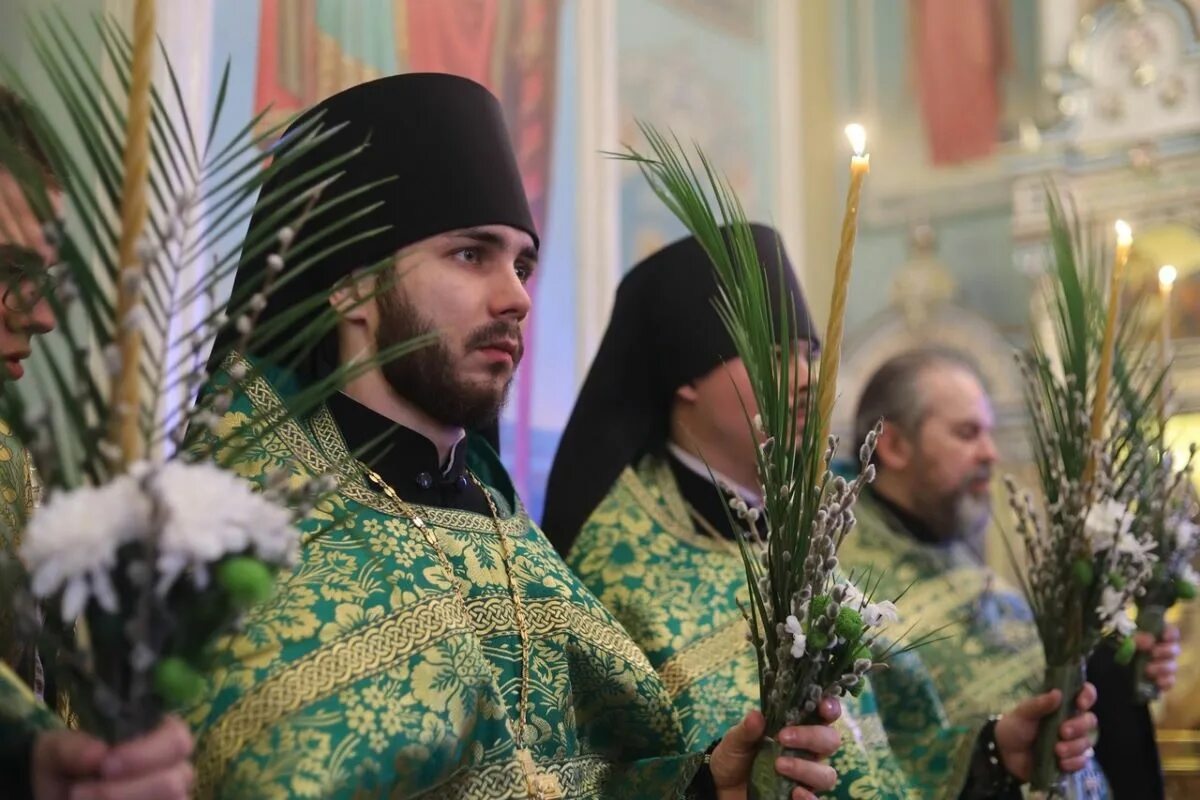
186, 359, 703, 799
839, 493, 1108, 799
566, 455, 918, 800
0, 418, 36, 681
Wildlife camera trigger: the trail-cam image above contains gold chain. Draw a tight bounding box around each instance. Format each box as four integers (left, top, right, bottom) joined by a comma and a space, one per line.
358, 463, 559, 798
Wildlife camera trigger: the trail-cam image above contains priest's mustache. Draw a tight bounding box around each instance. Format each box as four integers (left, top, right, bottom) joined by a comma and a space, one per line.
465, 320, 525, 365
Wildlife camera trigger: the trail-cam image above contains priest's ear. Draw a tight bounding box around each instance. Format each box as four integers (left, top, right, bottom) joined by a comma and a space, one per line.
674, 382, 700, 405
330, 270, 379, 326
873, 419, 914, 471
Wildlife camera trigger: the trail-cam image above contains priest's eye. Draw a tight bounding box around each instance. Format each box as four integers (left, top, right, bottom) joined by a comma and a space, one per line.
515, 263, 534, 283
453, 248, 483, 265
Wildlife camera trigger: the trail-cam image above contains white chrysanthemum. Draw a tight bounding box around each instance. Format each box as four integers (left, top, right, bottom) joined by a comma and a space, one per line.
785, 614, 807, 658
1084, 498, 1131, 554
21, 476, 152, 621
152, 460, 297, 593
863, 600, 900, 627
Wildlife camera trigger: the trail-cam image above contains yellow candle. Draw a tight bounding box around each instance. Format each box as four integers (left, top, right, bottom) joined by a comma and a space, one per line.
1159, 264, 1176, 416
814, 124, 869, 454
1086, 220, 1132, 483
110, 0, 155, 467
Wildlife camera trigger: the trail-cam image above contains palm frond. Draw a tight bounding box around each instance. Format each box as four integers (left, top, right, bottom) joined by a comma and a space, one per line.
0, 12, 418, 484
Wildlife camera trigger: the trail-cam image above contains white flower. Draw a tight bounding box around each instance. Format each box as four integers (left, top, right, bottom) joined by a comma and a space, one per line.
785, 614, 807, 658
25, 458, 303, 613
838, 580, 867, 610
152, 460, 297, 593
1173, 519, 1199, 552
1084, 499, 1131, 554
1112, 609, 1137, 637
1114, 530, 1156, 562
863, 600, 900, 627
1096, 585, 1136, 636
21, 476, 152, 621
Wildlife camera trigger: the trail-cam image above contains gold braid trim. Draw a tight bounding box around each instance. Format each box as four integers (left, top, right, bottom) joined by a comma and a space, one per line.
196, 592, 471, 798
220, 352, 529, 536
197, 593, 657, 796
618, 459, 736, 554
471, 596, 657, 675
657, 617, 751, 698
415, 754, 610, 799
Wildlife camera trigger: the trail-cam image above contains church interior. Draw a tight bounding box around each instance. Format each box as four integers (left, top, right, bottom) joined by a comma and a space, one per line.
3, 0, 1200, 797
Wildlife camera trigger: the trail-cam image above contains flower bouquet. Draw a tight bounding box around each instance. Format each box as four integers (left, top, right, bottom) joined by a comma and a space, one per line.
620, 125, 935, 800
1110, 357, 1199, 702
1002, 193, 1159, 796
0, 6, 421, 741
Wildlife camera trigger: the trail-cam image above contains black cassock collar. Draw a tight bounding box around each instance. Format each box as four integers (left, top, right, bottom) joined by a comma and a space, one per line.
325, 392, 491, 515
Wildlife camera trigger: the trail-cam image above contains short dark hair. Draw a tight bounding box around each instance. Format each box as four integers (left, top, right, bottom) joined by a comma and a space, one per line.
0, 85, 59, 189
854, 347, 986, 465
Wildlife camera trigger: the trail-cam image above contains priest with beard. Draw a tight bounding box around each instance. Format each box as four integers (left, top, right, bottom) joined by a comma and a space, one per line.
183, 74, 841, 800
841, 348, 1180, 799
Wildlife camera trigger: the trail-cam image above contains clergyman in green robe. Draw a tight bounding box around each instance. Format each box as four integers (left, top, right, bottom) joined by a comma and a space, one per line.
543, 228, 1102, 800
842, 349, 1179, 799
184, 74, 837, 800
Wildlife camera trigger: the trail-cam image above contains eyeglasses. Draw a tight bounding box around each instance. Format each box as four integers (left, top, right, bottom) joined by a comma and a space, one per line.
0, 244, 58, 314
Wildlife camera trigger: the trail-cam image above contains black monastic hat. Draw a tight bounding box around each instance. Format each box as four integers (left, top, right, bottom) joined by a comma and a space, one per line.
213, 73, 536, 448
541, 224, 818, 553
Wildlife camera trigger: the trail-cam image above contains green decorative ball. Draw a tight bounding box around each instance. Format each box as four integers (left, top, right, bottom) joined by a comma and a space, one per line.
1177, 578, 1197, 600
155, 657, 204, 706
848, 678, 866, 697
835, 606, 865, 640
1108, 573, 1126, 591
808, 629, 830, 652
810, 596, 830, 622
1071, 559, 1094, 589
217, 557, 275, 608
1114, 635, 1137, 666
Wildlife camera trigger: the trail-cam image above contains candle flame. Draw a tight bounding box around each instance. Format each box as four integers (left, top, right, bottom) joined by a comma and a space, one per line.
845, 124, 867, 157
1115, 219, 1132, 246
1160, 264, 1177, 291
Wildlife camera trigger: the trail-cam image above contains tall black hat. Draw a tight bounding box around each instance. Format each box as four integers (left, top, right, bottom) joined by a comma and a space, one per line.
541, 224, 817, 552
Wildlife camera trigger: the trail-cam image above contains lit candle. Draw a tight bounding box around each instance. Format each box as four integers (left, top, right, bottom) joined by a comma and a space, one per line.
814, 124, 869, 455
1087, 220, 1133, 467
1159, 264, 1176, 415
110, 0, 155, 467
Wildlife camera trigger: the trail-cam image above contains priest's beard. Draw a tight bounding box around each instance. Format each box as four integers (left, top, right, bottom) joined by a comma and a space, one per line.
374, 288, 520, 430
911, 464, 993, 549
